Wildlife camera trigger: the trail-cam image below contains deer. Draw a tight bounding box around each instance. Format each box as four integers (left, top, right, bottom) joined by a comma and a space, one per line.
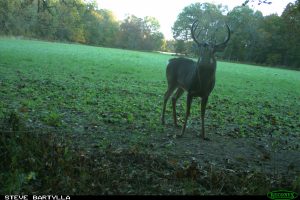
161, 20, 230, 140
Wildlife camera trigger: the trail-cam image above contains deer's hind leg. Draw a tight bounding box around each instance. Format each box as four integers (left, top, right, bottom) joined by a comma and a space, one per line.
180, 93, 193, 137
171, 88, 184, 127
200, 96, 209, 140
161, 85, 177, 125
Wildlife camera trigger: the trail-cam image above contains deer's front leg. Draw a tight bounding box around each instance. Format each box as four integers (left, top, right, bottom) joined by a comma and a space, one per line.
179, 94, 192, 137
201, 97, 208, 140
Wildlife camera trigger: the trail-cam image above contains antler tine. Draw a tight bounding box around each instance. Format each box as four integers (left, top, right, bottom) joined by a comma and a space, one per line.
215, 24, 231, 47
191, 20, 202, 46
211, 27, 219, 45
224, 24, 231, 44
196, 26, 203, 39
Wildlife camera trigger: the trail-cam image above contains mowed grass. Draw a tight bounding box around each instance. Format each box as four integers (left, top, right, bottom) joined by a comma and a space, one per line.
1, 38, 300, 194
1, 38, 299, 139
0, 39, 167, 133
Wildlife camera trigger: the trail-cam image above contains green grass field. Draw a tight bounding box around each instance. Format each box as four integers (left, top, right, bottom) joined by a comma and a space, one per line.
1, 38, 300, 194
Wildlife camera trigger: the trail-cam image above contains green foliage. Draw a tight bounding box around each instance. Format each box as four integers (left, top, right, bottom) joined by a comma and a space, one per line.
42, 111, 62, 127
172, 3, 226, 41
242, 0, 272, 6
83, 9, 119, 46
226, 6, 264, 62
281, 0, 300, 67
174, 40, 186, 54
118, 15, 164, 51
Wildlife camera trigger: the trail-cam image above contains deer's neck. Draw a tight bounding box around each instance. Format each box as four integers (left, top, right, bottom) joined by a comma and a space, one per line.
197, 58, 217, 78
189, 60, 216, 97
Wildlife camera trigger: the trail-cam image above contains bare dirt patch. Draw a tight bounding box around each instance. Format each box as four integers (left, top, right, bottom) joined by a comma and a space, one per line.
151, 126, 300, 178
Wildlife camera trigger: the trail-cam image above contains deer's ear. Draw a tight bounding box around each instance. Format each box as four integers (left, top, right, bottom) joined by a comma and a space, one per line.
214, 44, 227, 52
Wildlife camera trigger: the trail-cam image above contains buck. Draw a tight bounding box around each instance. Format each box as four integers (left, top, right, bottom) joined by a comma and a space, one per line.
161, 20, 230, 140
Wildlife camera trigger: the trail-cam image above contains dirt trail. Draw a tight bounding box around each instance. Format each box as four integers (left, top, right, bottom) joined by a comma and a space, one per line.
70, 121, 300, 180
150, 127, 300, 177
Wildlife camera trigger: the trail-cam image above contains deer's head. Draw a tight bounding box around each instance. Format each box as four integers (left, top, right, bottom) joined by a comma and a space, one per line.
191, 20, 230, 66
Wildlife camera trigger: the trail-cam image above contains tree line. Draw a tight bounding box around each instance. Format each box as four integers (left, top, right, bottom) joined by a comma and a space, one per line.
0, 0, 165, 51
172, 1, 300, 69
0, 0, 299, 69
